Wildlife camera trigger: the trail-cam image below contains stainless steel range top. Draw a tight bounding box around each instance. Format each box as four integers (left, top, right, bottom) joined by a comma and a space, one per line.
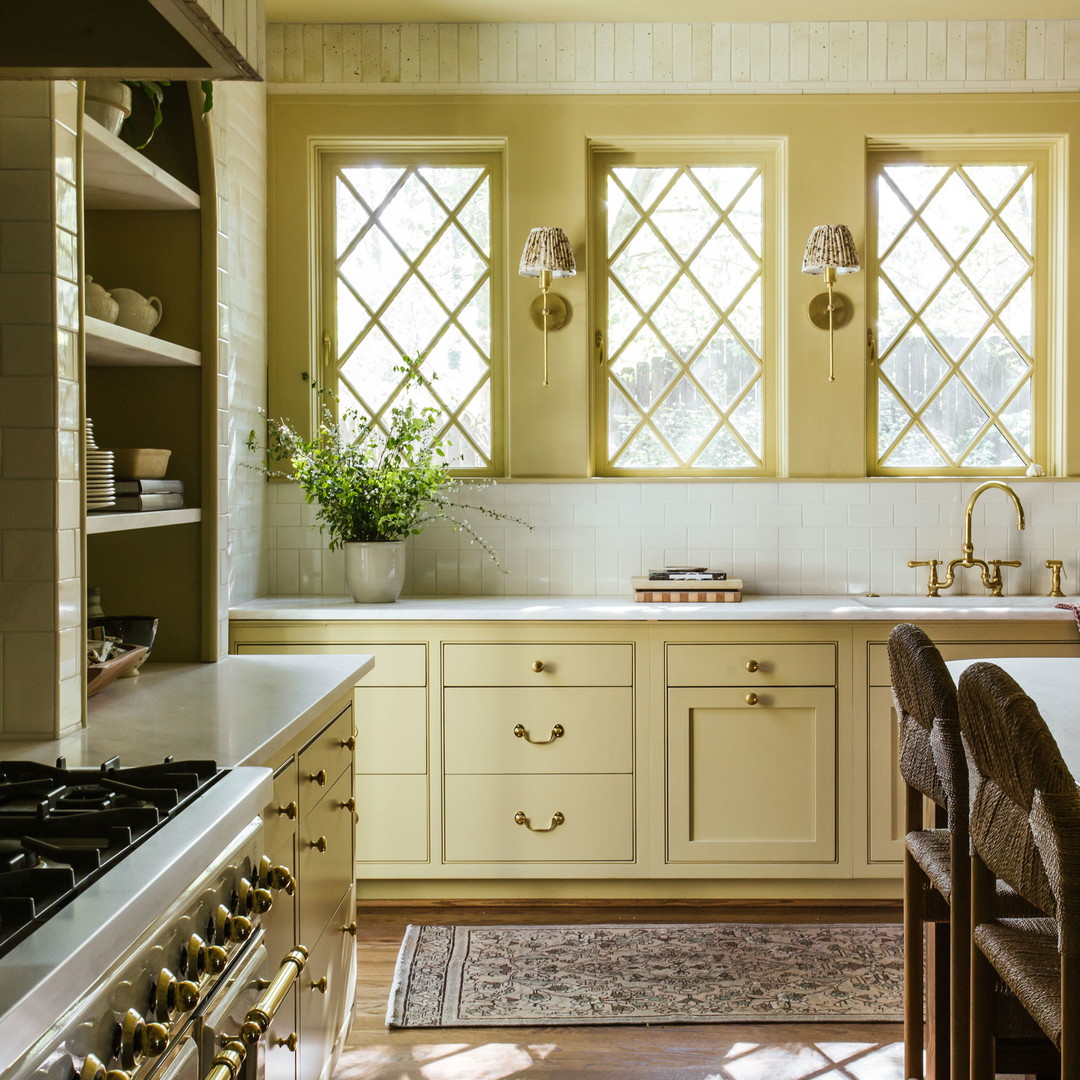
0, 761, 279, 1080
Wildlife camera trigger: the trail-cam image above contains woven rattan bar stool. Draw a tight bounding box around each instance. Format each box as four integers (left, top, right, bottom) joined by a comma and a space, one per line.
888, 623, 966, 1080
959, 661, 1077, 1080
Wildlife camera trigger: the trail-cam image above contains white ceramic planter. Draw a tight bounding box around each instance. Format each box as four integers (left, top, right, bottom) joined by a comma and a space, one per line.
84, 80, 132, 136
344, 540, 406, 603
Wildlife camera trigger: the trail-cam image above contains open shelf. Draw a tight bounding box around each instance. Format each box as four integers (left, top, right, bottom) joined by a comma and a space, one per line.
86, 317, 201, 367
83, 116, 200, 212
86, 508, 201, 535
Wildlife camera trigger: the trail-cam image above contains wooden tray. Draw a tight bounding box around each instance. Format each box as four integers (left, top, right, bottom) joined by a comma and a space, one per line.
87, 644, 149, 697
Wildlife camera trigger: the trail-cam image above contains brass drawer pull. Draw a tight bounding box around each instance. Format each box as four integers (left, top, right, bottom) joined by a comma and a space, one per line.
531, 660, 545, 672
340, 736, 356, 751
310, 976, 329, 994
745, 693, 759, 705
745, 659, 759, 672
514, 810, 565, 832
309, 770, 327, 787
276, 801, 298, 820
340, 797, 358, 820
342, 921, 358, 937
239, 946, 309, 1044
513, 723, 564, 744
309, 835, 328, 853
272, 1033, 298, 1053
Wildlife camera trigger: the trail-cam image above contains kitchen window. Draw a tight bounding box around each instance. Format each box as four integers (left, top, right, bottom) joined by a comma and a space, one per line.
590, 143, 780, 476
868, 141, 1060, 476
319, 148, 505, 474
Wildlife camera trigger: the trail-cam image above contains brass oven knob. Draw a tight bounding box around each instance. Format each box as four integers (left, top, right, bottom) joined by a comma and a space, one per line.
310, 976, 328, 994
745, 659, 760, 672
80, 1054, 106, 1080
143, 1023, 169, 1057
238, 877, 274, 915
215, 904, 253, 944
258, 855, 295, 896
276, 801, 298, 820
206, 945, 229, 974
272, 1032, 299, 1052
105, 1072, 132, 1080
153, 968, 178, 1022
309, 769, 327, 787
185, 933, 207, 978
177, 980, 200, 1012
120, 1010, 168, 1068
309, 835, 328, 853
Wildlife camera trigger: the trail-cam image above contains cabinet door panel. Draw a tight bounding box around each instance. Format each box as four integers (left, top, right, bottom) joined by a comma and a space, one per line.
443, 687, 633, 774
867, 685, 905, 864
355, 774, 429, 865
443, 643, 632, 686
298, 704, 353, 817
667, 687, 836, 863
355, 686, 427, 773
265, 758, 298, 854
444, 774, 634, 863
667, 644, 836, 687
298, 769, 354, 950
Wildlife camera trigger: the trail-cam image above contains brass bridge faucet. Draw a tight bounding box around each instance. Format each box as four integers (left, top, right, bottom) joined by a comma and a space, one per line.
909, 481, 1025, 597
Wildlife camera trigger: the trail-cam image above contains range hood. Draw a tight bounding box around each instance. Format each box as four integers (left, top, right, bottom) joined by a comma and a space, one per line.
1, 0, 262, 80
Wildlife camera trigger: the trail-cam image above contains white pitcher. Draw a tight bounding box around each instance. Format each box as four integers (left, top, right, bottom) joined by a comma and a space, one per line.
85, 277, 119, 323
110, 289, 163, 336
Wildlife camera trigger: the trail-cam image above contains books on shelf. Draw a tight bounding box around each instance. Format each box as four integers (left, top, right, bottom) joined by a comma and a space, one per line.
112, 492, 185, 512
114, 479, 183, 495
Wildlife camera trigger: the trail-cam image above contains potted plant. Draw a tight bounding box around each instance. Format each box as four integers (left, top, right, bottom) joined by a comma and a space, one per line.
249, 358, 525, 603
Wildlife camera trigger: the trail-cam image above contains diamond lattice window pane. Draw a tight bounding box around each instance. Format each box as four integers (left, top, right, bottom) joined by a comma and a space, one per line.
612, 328, 679, 410
884, 165, 948, 210
1001, 281, 1033, 354
336, 177, 372, 257
922, 275, 987, 360
923, 376, 988, 458
961, 223, 1030, 310
379, 173, 446, 259
652, 173, 719, 261
964, 425, 1023, 467
691, 166, 757, 211
342, 166, 405, 212
337, 279, 369, 355
1000, 380, 1033, 454
880, 224, 949, 310
728, 278, 762, 356
1001, 177, 1034, 254
458, 178, 491, 254
729, 382, 763, 456
615, 426, 676, 469
696, 426, 754, 468
885, 427, 946, 467
456, 401, 492, 459
921, 172, 988, 258
878, 385, 910, 458
339, 325, 406, 414
876, 179, 912, 256
421, 224, 486, 310
653, 378, 718, 461
963, 331, 1029, 410
608, 282, 642, 357
611, 168, 678, 214
381, 275, 446, 355
608, 384, 642, 459
693, 225, 760, 311
727, 176, 763, 251
611, 223, 680, 312
427, 325, 489, 411
877, 279, 912, 355
340, 228, 408, 312
651, 277, 719, 359
691, 329, 759, 411
458, 281, 491, 354
881, 327, 947, 409
963, 165, 1027, 209
419, 166, 484, 210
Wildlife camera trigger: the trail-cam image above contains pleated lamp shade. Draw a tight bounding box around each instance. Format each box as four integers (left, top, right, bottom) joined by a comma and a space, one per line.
801, 225, 861, 275
518, 227, 577, 278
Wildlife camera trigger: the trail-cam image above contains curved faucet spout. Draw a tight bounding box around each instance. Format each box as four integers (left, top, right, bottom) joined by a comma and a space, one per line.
962, 481, 1026, 562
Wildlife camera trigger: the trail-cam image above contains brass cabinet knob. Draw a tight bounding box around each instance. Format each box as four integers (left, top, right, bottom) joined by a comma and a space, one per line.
310, 976, 328, 994
341, 921, 358, 937
206, 945, 229, 974
309, 769, 327, 787
340, 735, 356, 751
276, 801, 298, 820
745, 659, 759, 672
745, 693, 759, 705
177, 980, 200, 1012
153, 968, 178, 1022
340, 797, 357, 817
80, 1054, 107, 1080
310, 835, 328, 853
531, 660, 545, 672
273, 1032, 299, 1052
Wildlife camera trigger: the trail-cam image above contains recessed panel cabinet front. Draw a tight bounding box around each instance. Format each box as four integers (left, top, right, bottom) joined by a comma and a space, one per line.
666, 687, 837, 865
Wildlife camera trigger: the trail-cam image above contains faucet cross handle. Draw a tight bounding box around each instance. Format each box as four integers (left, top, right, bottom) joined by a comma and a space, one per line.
908, 559, 943, 597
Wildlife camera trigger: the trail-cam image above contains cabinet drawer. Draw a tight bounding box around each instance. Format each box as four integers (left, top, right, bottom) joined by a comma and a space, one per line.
264, 759, 299, 855
355, 686, 427, 774
298, 705, 354, 817
443, 687, 633, 774
443, 643, 632, 687
666, 644, 835, 687
235, 642, 427, 687
443, 774, 634, 862
356, 774, 429, 864
867, 640, 1080, 686
298, 769, 354, 949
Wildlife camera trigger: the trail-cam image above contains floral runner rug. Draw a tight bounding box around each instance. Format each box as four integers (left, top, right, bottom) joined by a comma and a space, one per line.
386, 922, 904, 1028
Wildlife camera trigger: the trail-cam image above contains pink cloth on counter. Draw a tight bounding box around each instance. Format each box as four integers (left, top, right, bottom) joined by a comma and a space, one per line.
1055, 602, 1080, 631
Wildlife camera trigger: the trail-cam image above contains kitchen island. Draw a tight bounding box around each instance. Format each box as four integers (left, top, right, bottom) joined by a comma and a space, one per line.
230, 594, 1080, 901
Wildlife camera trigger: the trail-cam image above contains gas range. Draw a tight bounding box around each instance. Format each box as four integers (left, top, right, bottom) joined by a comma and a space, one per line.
0, 758, 286, 1080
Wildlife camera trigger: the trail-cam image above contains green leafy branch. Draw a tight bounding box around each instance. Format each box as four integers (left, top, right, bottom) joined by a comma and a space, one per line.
124, 80, 214, 149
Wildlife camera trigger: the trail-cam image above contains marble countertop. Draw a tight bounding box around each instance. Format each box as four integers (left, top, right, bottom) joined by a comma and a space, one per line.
230, 594, 1080, 623
0, 654, 373, 768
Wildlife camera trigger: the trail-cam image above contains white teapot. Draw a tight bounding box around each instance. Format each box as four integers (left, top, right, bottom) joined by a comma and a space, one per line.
85, 277, 119, 323
110, 288, 163, 336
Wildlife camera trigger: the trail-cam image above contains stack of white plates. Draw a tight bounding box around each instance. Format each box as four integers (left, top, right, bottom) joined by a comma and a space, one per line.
86, 419, 116, 512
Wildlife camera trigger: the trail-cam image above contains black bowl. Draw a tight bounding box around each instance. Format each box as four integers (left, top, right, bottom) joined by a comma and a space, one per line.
88, 615, 159, 654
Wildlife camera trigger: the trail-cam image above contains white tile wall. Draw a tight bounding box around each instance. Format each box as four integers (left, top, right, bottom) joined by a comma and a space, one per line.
266, 19, 1080, 93
265, 479, 1080, 599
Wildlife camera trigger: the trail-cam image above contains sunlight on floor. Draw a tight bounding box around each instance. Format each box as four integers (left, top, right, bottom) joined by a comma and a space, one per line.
332, 1039, 906, 1080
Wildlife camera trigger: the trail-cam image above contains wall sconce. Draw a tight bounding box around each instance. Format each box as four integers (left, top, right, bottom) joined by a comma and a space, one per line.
801, 224, 861, 382
518, 226, 576, 387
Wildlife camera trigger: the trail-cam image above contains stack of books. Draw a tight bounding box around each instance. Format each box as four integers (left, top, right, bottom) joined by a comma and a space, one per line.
112, 478, 184, 512
632, 568, 742, 603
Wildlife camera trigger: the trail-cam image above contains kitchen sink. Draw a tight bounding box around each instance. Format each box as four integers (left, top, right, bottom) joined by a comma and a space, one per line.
853, 595, 1062, 610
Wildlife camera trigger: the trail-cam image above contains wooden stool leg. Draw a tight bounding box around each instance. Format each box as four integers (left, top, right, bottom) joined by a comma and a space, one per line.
927, 921, 951, 1080
906, 846, 928, 1080
1062, 955, 1080, 1080
949, 848, 971, 1080
970, 855, 995, 1080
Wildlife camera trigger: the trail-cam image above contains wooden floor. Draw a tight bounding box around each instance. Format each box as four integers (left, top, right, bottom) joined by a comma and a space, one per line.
334, 900, 906, 1080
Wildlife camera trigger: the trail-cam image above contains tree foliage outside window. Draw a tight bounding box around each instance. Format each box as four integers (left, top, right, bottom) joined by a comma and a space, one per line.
871, 154, 1041, 474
